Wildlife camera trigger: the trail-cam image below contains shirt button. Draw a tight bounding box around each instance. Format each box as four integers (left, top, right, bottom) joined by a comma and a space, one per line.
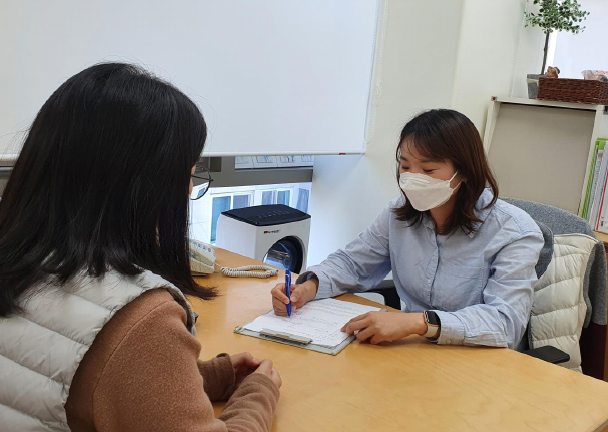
427, 278, 431, 283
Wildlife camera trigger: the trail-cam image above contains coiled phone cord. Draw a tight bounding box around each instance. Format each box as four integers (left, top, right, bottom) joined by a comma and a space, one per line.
220, 265, 279, 279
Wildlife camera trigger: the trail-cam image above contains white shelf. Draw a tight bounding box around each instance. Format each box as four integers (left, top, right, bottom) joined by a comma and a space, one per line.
484, 96, 608, 216
492, 96, 606, 112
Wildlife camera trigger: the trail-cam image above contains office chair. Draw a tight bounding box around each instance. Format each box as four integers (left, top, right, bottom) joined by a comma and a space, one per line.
505, 197, 607, 378
369, 280, 402, 310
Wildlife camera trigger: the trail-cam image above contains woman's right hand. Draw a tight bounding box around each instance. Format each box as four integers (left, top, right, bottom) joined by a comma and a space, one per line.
271, 279, 318, 316
253, 359, 282, 389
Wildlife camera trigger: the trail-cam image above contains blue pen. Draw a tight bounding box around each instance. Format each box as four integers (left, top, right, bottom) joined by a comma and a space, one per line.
285, 270, 292, 317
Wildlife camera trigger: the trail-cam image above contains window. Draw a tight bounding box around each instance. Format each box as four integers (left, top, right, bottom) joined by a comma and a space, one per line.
262, 191, 276, 205
233, 194, 250, 209
209, 193, 253, 243
552, 1, 608, 79
296, 188, 310, 213
260, 188, 292, 206
277, 190, 290, 205
210, 196, 231, 243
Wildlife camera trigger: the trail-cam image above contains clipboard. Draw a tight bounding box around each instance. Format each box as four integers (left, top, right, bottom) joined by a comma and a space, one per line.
234, 308, 387, 356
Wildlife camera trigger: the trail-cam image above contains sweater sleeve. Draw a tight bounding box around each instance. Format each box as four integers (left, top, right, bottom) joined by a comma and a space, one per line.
91, 299, 279, 432
197, 354, 236, 402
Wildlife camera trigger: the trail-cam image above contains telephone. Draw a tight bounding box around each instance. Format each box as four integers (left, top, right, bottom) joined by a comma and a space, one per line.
189, 238, 278, 279
189, 239, 216, 275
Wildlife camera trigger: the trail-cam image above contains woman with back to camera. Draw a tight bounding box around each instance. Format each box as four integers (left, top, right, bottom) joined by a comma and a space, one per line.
271, 109, 544, 350
0, 63, 281, 432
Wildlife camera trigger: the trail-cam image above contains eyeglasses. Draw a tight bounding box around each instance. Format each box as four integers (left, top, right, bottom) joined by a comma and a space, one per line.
190, 167, 213, 200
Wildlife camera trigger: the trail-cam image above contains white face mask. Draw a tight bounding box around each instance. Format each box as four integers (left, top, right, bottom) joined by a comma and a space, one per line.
399, 171, 460, 211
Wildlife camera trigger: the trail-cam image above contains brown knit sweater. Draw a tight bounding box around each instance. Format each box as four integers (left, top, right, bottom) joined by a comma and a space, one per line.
65, 289, 279, 432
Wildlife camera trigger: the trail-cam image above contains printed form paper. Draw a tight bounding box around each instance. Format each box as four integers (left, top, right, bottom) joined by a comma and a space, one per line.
243, 298, 382, 348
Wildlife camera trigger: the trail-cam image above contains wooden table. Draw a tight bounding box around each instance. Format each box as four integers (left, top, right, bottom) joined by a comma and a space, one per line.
191, 248, 608, 432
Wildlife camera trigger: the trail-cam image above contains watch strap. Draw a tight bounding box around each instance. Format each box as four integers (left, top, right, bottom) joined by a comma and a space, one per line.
295, 271, 317, 285
423, 311, 440, 339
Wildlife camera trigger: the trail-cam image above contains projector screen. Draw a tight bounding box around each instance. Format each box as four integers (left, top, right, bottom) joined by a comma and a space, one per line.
0, 0, 378, 159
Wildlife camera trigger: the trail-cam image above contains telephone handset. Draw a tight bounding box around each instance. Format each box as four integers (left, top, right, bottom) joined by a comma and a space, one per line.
189, 239, 216, 275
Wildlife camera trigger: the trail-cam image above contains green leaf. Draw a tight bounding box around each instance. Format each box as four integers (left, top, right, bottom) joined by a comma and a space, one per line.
524, 0, 589, 33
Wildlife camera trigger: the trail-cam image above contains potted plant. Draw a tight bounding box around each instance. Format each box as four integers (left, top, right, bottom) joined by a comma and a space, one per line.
525, 0, 589, 98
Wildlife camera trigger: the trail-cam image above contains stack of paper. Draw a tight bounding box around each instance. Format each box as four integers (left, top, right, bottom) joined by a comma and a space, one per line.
242, 298, 382, 348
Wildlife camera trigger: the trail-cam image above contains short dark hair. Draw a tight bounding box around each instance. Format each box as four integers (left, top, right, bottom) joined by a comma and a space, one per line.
0, 62, 214, 317
392, 109, 498, 235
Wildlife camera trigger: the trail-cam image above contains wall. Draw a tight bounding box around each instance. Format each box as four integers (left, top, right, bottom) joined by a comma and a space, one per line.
307, 0, 464, 266
553, 0, 608, 79
451, 0, 545, 131
307, 0, 545, 267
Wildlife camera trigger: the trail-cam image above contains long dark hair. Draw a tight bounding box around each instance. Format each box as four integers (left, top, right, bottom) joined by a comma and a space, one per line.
393, 109, 499, 235
0, 63, 214, 317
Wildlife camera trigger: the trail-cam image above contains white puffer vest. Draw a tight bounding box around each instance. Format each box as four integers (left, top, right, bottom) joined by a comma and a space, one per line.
530, 233, 597, 372
0, 270, 197, 432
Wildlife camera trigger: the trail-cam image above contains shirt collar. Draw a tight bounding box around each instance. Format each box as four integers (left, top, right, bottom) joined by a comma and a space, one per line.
468, 188, 494, 238
421, 212, 435, 230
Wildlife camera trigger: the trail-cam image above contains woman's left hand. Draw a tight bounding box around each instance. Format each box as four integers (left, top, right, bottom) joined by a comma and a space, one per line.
230, 352, 261, 388
341, 312, 427, 344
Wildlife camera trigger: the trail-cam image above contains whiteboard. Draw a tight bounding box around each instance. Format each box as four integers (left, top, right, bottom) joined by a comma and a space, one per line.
0, 0, 377, 159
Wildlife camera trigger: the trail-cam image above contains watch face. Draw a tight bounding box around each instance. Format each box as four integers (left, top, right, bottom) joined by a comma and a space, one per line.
426, 311, 440, 326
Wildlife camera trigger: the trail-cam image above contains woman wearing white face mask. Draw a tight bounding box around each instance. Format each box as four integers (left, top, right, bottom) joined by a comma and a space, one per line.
270, 109, 544, 350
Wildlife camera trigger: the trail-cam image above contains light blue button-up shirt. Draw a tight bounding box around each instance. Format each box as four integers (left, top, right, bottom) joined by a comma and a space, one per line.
308, 189, 544, 349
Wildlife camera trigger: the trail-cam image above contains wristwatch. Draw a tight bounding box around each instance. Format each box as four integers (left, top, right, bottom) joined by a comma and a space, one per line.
423, 311, 441, 340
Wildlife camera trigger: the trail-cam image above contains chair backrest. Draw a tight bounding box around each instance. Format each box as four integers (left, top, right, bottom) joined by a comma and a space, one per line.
504, 197, 607, 379
502, 198, 593, 235
532, 233, 595, 372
